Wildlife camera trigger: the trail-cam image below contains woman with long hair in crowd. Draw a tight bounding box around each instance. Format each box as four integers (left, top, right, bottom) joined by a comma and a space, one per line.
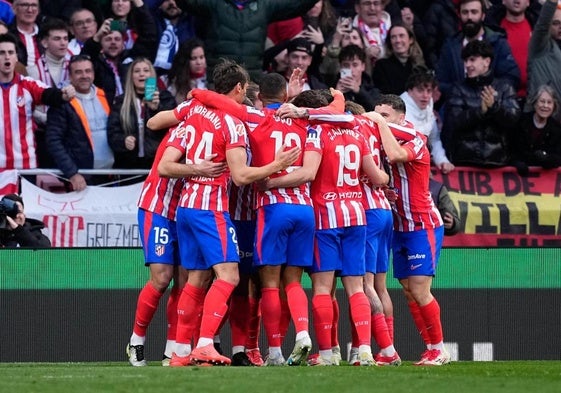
511, 85, 561, 175
372, 22, 425, 95
163, 38, 207, 104
107, 57, 176, 170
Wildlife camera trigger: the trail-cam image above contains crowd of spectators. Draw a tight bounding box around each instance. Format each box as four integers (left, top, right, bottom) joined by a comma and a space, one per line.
1, 0, 561, 191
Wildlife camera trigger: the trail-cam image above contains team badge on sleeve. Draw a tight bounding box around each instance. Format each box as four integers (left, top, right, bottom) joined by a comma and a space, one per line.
155, 244, 166, 257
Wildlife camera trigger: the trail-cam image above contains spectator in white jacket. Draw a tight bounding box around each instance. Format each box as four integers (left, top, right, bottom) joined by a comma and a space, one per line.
400, 66, 455, 174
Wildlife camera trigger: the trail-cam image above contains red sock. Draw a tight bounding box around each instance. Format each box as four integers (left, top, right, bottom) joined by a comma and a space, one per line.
331, 298, 340, 347
199, 279, 235, 340
350, 308, 359, 348
349, 292, 371, 346
229, 295, 249, 347
420, 299, 443, 345
133, 282, 163, 337
176, 284, 206, 345
408, 301, 431, 346
166, 284, 180, 341
312, 294, 333, 351
245, 297, 261, 349
372, 313, 392, 350
285, 282, 309, 334
279, 298, 291, 345
385, 316, 394, 343
261, 287, 282, 347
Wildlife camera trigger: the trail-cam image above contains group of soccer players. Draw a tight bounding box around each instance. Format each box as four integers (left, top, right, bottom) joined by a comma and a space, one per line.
125, 58, 451, 368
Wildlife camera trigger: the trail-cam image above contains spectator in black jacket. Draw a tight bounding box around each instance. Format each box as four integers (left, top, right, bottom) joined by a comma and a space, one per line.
46, 54, 114, 191
81, 7, 157, 106
335, 44, 379, 111
511, 85, 561, 176
0, 194, 51, 248
422, 0, 459, 68
442, 40, 520, 167
371, 22, 425, 95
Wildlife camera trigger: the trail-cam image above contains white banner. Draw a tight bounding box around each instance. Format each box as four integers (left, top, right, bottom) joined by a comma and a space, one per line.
21, 178, 142, 247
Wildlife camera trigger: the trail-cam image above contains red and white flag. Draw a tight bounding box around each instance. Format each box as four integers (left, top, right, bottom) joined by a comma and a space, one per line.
0, 170, 19, 196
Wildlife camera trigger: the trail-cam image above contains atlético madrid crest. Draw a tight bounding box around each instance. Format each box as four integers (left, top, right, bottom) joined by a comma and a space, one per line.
155, 244, 165, 257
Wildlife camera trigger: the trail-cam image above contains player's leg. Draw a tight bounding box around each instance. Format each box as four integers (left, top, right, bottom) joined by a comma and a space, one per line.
162, 265, 188, 366
229, 219, 256, 366
245, 273, 264, 366
340, 225, 374, 366
127, 209, 175, 366
284, 205, 314, 366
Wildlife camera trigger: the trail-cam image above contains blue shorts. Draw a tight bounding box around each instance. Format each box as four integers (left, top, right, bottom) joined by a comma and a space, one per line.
254, 204, 315, 268
365, 209, 393, 274
392, 226, 444, 279
138, 209, 179, 266
311, 225, 366, 277
233, 219, 256, 274
176, 207, 240, 270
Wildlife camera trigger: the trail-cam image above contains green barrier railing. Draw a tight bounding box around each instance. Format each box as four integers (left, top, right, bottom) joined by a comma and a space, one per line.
1, 248, 560, 290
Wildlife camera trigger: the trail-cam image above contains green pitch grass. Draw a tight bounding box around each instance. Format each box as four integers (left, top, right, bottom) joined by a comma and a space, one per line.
0, 362, 560, 393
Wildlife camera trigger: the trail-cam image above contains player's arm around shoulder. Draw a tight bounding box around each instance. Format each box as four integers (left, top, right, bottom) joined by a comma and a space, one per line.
158, 146, 226, 179
227, 144, 301, 187
264, 150, 322, 190
363, 111, 410, 163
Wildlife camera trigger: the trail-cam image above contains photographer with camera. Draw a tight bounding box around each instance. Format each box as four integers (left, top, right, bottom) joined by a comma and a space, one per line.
0, 194, 51, 248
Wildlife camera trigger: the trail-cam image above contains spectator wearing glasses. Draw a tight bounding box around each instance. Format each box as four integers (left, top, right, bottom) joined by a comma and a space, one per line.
526, 0, 561, 123
68, 8, 98, 56
352, 0, 392, 64
46, 54, 113, 191
8, 0, 42, 67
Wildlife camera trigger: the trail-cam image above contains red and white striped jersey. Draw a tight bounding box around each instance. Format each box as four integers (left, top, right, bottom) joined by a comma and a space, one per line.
229, 136, 255, 221
388, 127, 443, 232
137, 123, 184, 220
190, 89, 347, 209
0, 74, 48, 169
228, 183, 255, 221
306, 123, 370, 230
244, 108, 312, 209
168, 99, 247, 211
172, 99, 192, 121
355, 115, 392, 211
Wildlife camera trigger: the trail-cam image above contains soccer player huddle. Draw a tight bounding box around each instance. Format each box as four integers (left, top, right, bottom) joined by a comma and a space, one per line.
126, 59, 450, 368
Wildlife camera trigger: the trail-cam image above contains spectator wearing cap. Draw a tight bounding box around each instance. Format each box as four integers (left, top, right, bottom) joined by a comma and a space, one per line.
442, 40, 520, 168
0, 193, 51, 248
282, 37, 327, 91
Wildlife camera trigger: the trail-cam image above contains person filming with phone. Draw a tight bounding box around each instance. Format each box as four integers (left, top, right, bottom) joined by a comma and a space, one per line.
81, 11, 158, 106
335, 44, 379, 111
0, 194, 51, 248
107, 57, 175, 171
